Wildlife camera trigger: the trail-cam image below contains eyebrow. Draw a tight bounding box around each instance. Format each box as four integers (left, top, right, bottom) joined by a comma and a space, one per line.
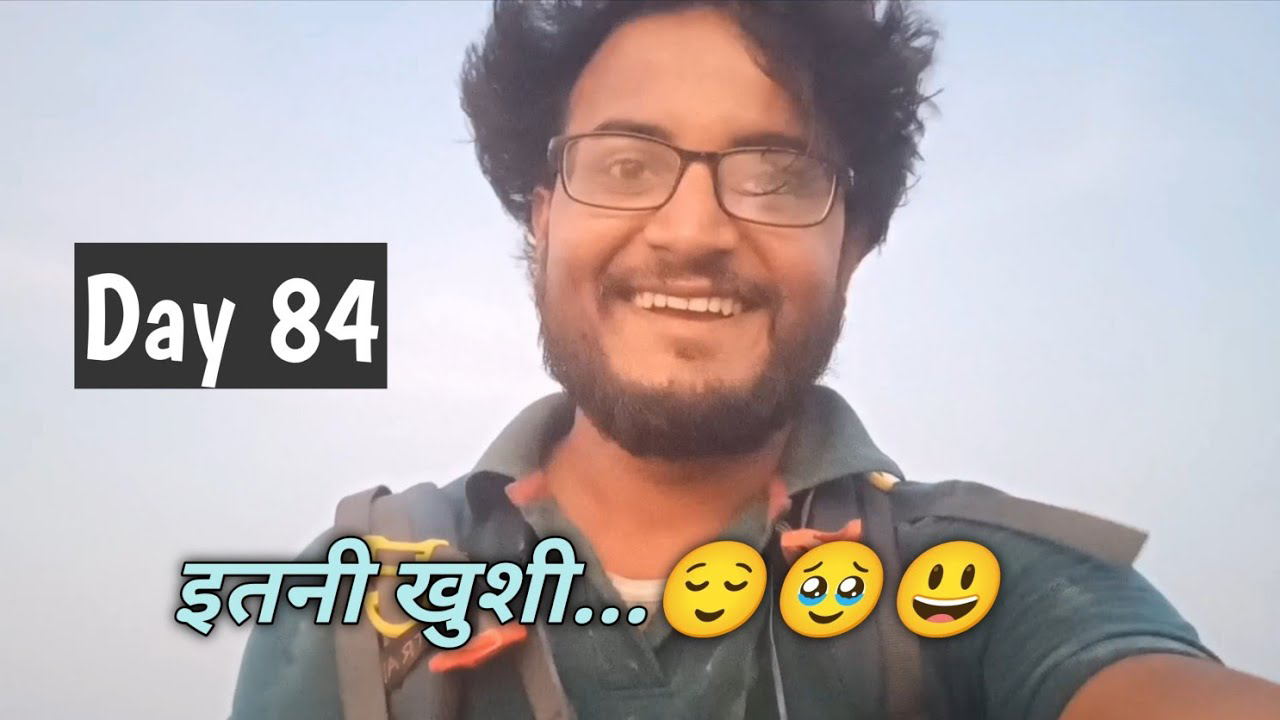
853, 561, 869, 573
730, 131, 810, 153
802, 560, 823, 572
686, 562, 706, 572
592, 119, 672, 141
590, 119, 811, 154
735, 563, 753, 573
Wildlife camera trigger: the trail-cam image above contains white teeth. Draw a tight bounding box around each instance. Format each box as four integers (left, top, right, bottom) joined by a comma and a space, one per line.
636, 292, 742, 316
913, 595, 978, 607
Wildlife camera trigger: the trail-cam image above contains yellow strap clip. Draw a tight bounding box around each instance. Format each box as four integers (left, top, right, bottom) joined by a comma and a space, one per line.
362, 535, 451, 639
363, 535, 450, 576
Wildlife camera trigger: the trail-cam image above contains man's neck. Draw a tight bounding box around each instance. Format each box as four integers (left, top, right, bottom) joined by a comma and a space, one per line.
543, 408, 789, 580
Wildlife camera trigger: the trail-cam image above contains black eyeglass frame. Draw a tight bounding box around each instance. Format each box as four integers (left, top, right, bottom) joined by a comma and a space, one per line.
546, 131, 848, 229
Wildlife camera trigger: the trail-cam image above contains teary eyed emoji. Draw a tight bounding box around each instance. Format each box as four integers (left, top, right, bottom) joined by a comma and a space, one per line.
663, 541, 766, 638
779, 540, 884, 638
897, 541, 1000, 638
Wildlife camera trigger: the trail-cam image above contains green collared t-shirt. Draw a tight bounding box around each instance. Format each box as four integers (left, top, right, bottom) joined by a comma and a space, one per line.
231, 387, 1214, 720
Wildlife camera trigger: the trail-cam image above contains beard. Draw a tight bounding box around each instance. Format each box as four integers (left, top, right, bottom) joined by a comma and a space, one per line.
533, 251, 846, 460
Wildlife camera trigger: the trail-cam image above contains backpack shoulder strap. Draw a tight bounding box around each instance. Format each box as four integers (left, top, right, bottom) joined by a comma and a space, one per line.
331, 479, 572, 720
891, 479, 1147, 566
334, 484, 394, 720
807, 474, 926, 720
335, 484, 390, 534
332, 482, 465, 720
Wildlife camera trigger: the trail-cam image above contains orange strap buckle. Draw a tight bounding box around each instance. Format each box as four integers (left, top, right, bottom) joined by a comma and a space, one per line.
428, 624, 529, 673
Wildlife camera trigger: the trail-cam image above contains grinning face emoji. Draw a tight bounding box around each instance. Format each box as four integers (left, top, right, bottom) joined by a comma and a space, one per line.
663, 541, 766, 638
779, 541, 884, 638
896, 541, 1000, 638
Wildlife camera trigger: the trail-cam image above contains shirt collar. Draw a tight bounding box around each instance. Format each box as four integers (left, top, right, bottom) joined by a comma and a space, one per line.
465, 385, 902, 516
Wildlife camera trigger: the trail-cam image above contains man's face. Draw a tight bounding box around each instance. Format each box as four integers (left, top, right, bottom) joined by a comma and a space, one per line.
532, 8, 870, 458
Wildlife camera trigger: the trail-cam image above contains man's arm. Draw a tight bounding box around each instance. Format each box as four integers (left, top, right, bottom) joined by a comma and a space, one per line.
1062, 653, 1280, 720
909, 519, 1230, 720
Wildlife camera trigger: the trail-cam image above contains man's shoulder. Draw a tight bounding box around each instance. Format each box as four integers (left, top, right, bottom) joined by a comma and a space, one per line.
230, 531, 346, 720
885, 479, 1215, 720
231, 478, 474, 720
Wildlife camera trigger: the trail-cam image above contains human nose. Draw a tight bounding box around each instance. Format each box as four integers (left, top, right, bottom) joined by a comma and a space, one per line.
639, 160, 739, 257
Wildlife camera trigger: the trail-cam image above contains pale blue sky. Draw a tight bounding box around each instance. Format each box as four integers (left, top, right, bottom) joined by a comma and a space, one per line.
1, 2, 1277, 717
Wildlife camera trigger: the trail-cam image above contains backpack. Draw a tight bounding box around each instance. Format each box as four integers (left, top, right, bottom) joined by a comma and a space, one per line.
330, 472, 1146, 720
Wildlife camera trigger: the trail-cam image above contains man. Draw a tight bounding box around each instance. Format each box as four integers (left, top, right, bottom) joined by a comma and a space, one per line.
232, 2, 1280, 718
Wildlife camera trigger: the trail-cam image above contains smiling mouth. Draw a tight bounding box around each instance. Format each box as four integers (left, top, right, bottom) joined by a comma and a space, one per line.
632, 291, 744, 318
695, 608, 726, 622
808, 610, 844, 625
912, 595, 979, 623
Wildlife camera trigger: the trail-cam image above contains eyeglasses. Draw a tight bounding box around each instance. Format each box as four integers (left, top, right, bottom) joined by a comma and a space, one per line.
547, 132, 843, 228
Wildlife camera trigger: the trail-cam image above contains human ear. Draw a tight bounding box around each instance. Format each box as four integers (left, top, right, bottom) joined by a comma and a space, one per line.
531, 185, 553, 250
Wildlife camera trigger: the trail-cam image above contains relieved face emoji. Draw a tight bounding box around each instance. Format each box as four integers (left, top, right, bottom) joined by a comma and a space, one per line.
897, 541, 1000, 638
663, 541, 766, 638
779, 541, 884, 638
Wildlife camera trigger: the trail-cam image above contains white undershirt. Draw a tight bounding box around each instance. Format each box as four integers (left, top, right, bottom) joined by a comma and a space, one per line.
606, 572, 666, 626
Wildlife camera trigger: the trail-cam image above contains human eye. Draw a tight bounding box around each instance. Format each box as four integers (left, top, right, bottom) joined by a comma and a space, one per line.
731, 151, 828, 197
603, 154, 655, 182
574, 138, 670, 190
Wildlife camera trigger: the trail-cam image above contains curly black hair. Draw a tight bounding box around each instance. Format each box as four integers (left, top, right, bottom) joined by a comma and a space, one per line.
460, 0, 937, 249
